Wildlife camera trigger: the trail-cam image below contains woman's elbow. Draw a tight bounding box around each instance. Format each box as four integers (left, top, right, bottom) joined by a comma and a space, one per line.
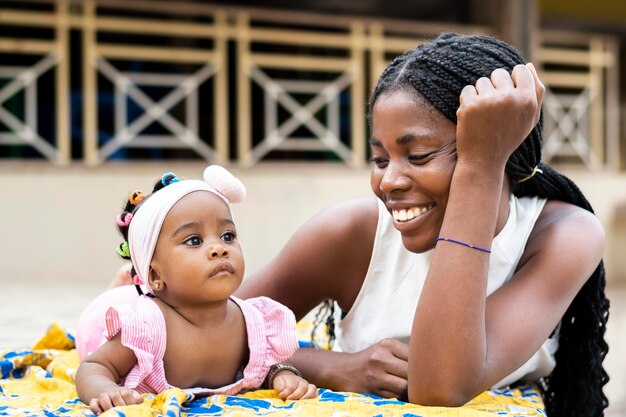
407, 380, 477, 407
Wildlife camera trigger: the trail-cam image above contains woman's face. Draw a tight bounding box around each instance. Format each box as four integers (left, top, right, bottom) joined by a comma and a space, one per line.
370, 90, 457, 253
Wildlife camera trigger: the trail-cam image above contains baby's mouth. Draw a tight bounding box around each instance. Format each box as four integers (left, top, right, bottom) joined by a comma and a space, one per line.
210, 262, 234, 277
392, 205, 433, 222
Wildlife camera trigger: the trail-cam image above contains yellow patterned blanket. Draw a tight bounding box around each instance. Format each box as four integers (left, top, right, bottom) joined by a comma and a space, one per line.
1, 323, 546, 416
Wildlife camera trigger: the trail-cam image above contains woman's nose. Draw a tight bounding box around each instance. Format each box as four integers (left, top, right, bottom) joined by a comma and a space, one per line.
208, 244, 229, 258
379, 161, 411, 194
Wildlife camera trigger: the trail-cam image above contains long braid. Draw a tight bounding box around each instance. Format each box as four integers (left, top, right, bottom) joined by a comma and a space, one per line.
367, 32, 609, 416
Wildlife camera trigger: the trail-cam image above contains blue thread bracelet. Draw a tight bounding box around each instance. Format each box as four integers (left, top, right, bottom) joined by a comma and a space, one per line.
436, 237, 491, 253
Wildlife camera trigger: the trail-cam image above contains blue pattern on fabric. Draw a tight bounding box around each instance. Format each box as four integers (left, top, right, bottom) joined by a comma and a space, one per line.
223, 397, 272, 411
189, 403, 223, 414
318, 389, 348, 402
0, 361, 12, 379
373, 399, 406, 406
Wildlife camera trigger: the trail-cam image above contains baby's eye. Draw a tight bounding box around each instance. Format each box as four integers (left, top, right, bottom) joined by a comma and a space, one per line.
184, 235, 202, 246
221, 231, 237, 242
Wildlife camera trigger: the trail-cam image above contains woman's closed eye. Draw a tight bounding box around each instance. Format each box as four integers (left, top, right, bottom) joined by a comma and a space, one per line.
408, 152, 433, 164
369, 156, 389, 168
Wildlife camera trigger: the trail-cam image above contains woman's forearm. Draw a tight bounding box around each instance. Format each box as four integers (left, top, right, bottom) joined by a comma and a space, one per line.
408, 162, 505, 404
287, 348, 360, 392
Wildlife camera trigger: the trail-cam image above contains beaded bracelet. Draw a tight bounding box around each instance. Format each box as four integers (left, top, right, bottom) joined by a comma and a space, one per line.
436, 237, 491, 253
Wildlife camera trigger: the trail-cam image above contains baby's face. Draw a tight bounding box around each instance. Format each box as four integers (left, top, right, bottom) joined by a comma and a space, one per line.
149, 191, 245, 304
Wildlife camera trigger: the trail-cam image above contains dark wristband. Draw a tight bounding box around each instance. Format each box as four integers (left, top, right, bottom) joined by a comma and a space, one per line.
264, 363, 302, 389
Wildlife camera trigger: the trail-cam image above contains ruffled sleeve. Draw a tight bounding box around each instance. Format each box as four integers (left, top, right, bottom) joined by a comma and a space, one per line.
104, 297, 167, 390
246, 296, 299, 367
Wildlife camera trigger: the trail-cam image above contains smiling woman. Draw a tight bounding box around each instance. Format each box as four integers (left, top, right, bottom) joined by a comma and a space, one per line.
237, 32, 610, 417
369, 90, 457, 252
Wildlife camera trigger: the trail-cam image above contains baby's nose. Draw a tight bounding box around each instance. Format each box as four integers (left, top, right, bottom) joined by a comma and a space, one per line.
208, 244, 228, 258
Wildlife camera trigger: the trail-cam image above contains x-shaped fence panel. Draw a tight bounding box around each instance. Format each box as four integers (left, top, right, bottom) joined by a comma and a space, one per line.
94, 57, 217, 163
543, 87, 601, 168
0, 55, 60, 162
249, 66, 354, 164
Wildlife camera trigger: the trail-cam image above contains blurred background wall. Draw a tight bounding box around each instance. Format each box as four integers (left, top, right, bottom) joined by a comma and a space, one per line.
1, 0, 625, 284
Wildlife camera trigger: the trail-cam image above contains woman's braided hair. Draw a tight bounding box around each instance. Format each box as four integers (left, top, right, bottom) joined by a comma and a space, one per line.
366, 32, 609, 417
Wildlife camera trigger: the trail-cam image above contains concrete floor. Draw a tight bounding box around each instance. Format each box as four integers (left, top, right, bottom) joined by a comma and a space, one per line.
1, 281, 625, 416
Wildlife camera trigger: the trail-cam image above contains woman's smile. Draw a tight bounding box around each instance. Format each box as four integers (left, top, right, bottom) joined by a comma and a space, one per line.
391, 204, 434, 223
388, 203, 435, 234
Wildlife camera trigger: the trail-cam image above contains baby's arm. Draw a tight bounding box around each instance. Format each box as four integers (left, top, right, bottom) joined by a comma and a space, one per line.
266, 363, 317, 400
75, 333, 143, 415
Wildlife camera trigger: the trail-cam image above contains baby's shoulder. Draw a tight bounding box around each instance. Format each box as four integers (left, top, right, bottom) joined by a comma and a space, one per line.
235, 296, 294, 321
105, 296, 166, 355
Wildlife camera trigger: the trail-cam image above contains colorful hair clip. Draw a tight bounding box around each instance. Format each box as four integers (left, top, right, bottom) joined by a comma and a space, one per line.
116, 241, 130, 258
129, 191, 144, 206
161, 172, 180, 187
116, 212, 133, 227
132, 274, 143, 286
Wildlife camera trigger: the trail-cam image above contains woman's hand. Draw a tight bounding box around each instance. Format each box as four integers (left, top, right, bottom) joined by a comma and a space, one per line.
272, 372, 318, 400
288, 338, 409, 400
88, 387, 143, 415
455, 63, 544, 169
350, 338, 409, 399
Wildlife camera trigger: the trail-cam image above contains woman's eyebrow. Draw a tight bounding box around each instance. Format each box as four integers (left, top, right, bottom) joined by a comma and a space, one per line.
368, 137, 381, 146
368, 133, 417, 146
369, 134, 421, 147
396, 134, 417, 145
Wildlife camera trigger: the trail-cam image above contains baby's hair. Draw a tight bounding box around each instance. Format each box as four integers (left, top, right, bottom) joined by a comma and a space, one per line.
115, 172, 181, 295
363, 32, 608, 416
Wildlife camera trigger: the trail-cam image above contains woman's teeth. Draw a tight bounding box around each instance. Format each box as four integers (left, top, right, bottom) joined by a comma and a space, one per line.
392, 206, 432, 222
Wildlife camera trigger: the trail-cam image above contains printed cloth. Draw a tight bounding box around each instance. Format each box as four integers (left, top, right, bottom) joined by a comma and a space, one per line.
0, 322, 546, 416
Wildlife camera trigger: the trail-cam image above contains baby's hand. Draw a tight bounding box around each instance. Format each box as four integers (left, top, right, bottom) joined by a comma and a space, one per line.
88, 387, 143, 415
272, 371, 317, 400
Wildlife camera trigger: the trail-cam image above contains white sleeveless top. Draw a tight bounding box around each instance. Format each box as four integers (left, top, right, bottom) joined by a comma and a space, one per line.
333, 194, 558, 388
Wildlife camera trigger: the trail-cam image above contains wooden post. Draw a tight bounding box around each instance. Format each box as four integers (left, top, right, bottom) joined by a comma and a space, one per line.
82, 0, 98, 165
470, 0, 539, 61
55, 0, 70, 165
213, 10, 228, 165
350, 21, 366, 167
236, 12, 252, 166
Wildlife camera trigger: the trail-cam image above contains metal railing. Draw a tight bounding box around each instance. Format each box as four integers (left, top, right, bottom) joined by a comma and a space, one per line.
538, 30, 620, 170
0, 0, 620, 169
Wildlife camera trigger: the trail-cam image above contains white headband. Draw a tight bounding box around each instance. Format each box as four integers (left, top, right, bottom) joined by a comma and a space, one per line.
129, 165, 245, 289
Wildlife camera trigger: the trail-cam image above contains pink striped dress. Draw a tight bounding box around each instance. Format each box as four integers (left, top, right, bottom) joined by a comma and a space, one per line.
104, 295, 298, 396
